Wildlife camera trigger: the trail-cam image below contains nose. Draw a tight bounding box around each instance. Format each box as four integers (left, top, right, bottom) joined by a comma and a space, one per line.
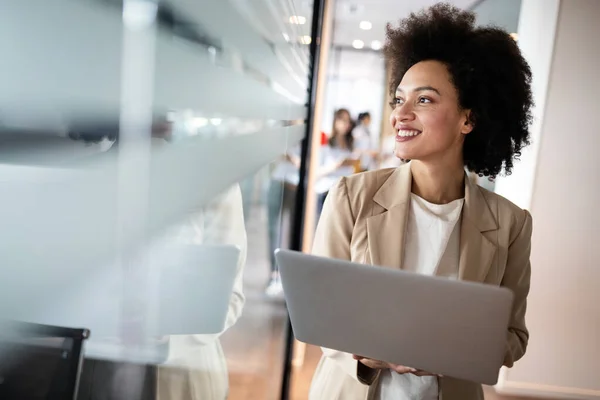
389, 102, 416, 128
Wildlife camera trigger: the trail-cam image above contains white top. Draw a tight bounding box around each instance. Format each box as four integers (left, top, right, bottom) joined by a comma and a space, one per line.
272, 143, 355, 192
314, 145, 355, 194
376, 193, 464, 400
352, 124, 375, 170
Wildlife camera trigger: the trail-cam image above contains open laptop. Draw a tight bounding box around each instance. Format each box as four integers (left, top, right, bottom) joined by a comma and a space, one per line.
275, 249, 514, 385
157, 243, 241, 336
8, 244, 240, 364
84, 243, 241, 363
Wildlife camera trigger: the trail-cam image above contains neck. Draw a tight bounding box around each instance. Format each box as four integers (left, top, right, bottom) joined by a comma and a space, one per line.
410, 159, 465, 204
334, 134, 348, 148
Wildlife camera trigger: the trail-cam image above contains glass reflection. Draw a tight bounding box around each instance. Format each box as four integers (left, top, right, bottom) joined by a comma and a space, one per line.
0, 0, 312, 398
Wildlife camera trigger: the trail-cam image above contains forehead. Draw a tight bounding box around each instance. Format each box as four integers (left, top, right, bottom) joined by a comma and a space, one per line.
396, 60, 452, 92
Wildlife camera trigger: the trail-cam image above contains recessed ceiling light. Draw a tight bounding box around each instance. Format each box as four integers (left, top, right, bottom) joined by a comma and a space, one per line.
300, 35, 312, 45
510, 33, 518, 41
370, 40, 382, 50
352, 39, 365, 49
191, 117, 208, 128
282, 33, 290, 42
359, 20, 372, 30
289, 15, 307, 25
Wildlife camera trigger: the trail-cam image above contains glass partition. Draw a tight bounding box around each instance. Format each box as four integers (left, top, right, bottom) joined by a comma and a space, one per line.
0, 0, 315, 398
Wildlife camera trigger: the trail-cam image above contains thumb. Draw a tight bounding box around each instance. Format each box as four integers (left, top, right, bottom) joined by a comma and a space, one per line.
393, 365, 417, 374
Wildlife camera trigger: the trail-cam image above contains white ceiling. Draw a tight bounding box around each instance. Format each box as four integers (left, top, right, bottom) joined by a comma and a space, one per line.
328, 0, 480, 48
231, 0, 520, 52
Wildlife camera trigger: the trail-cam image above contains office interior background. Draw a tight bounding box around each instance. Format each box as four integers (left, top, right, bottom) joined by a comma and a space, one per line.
0, 0, 598, 399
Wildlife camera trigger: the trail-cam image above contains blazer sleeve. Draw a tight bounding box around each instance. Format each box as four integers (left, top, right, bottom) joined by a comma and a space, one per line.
502, 209, 532, 367
312, 177, 379, 386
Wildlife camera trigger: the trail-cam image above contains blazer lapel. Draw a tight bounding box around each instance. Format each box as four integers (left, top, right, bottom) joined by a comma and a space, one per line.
367, 164, 411, 269
366, 163, 498, 282
458, 178, 498, 282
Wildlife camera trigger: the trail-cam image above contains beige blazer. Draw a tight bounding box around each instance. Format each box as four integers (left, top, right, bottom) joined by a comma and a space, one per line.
308, 163, 532, 400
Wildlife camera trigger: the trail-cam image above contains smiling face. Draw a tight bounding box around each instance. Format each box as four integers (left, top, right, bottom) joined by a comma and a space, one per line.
390, 60, 473, 165
333, 109, 352, 137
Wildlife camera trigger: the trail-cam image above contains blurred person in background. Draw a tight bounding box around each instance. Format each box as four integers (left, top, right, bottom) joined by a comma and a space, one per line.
70, 121, 247, 400
351, 112, 379, 171
308, 3, 533, 400
315, 108, 358, 217
265, 148, 300, 298
156, 182, 246, 400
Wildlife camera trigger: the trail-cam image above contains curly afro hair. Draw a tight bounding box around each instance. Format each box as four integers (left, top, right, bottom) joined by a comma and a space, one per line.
384, 3, 533, 178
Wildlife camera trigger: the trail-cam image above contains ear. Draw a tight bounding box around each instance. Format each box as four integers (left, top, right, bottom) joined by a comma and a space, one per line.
461, 110, 474, 135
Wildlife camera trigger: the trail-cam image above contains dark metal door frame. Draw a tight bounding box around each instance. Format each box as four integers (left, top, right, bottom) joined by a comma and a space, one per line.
280, 0, 327, 399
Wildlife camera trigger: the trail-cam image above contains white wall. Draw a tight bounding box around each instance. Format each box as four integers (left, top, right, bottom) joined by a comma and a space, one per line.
472, 0, 522, 33
321, 48, 386, 148
495, 1, 600, 398
494, 0, 560, 210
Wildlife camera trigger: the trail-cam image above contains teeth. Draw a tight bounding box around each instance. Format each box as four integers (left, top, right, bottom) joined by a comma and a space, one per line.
397, 130, 421, 137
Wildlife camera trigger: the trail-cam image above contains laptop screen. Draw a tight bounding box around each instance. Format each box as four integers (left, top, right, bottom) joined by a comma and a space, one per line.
0, 333, 82, 399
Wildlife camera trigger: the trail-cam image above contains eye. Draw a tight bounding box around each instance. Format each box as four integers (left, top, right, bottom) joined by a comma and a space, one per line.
418, 97, 432, 104
389, 97, 404, 108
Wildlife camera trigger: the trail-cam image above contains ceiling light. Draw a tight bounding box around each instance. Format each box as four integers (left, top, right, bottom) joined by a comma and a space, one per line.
289, 15, 307, 25
191, 117, 208, 128
359, 20, 372, 30
282, 32, 290, 42
370, 40, 382, 50
300, 35, 312, 45
510, 33, 518, 41
210, 118, 222, 126
352, 39, 364, 49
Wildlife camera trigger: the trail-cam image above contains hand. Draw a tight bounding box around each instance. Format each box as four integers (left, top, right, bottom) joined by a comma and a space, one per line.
284, 153, 301, 168
352, 355, 442, 377
352, 355, 416, 374
342, 157, 359, 167
410, 369, 442, 377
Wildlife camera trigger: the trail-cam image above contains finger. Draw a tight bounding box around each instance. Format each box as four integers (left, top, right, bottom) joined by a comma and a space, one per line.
358, 358, 386, 370
411, 370, 442, 377
360, 359, 381, 367
393, 365, 417, 374
352, 355, 365, 361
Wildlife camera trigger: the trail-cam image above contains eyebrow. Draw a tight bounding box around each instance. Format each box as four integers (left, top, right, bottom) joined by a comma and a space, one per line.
396, 86, 441, 96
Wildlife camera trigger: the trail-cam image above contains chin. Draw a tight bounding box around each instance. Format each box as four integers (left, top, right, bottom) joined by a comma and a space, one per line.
393, 148, 416, 162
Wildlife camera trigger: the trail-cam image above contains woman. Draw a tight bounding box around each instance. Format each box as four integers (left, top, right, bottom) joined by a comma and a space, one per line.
309, 4, 533, 400
315, 108, 357, 216
156, 182, 247, 400
352, 112, 379, 171
71, 123, 247, 400
265, 148, 301, 298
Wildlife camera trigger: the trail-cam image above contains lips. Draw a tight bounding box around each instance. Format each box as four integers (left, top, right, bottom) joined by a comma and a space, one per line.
396, 129, 421, 138
395, 127, 422, 143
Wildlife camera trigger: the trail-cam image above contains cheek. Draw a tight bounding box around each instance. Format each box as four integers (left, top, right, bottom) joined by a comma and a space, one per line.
421, 108, 461, 139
